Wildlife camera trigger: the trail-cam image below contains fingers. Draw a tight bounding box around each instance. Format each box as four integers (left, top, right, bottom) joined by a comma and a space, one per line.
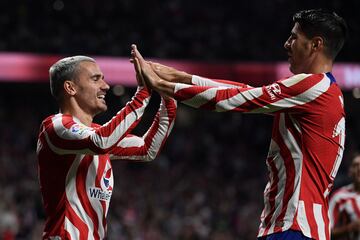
131, 44, 145, 67
133, 58, 144, 87
130, 44, 159, 89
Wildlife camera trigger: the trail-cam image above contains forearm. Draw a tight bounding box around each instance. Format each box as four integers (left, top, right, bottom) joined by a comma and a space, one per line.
90, 87, 151, 150
152, 79, 177, 98
110, 98, 177, 161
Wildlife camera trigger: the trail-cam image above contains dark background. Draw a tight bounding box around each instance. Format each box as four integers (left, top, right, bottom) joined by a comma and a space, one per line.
0, 1, 359, 239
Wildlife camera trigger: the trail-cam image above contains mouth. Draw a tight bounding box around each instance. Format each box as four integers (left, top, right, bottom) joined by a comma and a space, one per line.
97, 94, 106, 103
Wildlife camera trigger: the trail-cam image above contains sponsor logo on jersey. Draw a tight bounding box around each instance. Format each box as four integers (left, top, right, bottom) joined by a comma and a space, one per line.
102, 168, 113, 191
265, 83, 281, 100
89, 187, 112, 201
89, 167, 113, 201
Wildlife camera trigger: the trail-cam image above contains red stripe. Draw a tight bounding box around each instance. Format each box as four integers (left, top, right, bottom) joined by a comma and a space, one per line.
47, 113, 146, 154
306, 202, 319, 239
262, 155, 279, 235
110, 99, 176, 159
65, 199, 89, 240
174, 85, 212, 102
278, 74, 324, 97
98, 155, 110, 234
95, 91, 149, 138
65, 230, 72, 239
76, 155, 101, 240
238, 74, 324, 113
273, 115, 297, 232
322, 207, 330, 240
198, 87, 241, 110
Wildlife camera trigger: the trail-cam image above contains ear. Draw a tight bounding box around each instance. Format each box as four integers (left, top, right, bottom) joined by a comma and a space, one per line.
63, 80, 77, 96
311, 36, 324, 52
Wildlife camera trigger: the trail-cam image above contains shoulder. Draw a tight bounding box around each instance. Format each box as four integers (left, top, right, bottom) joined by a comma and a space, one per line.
42, 114, 75, 129
277, 73, 326, 86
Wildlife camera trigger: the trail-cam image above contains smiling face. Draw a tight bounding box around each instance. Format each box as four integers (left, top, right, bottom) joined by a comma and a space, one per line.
283, 23, 314, 74
72, 61, 110, 116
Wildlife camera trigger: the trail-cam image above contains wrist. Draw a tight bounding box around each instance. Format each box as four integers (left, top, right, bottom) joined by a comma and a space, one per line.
177, 72, 192, 84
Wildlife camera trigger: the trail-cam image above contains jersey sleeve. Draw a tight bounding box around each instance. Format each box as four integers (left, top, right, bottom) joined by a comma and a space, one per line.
174, 73, 332, 113
329, 190, 343, 229
41, 87, 151, 155
192, 75, 249, 88
109, 97, 177, 161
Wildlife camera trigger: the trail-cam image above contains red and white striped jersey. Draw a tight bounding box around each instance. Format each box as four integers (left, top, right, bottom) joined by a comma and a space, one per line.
36, 87, 177, 240
174, 73, 345, 240
329, 184, 360, 239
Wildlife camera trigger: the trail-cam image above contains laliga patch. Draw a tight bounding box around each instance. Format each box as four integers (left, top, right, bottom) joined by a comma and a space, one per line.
71, 123, 88, 136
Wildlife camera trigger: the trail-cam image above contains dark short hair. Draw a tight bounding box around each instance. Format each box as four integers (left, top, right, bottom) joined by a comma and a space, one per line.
49, 56, 95, 101
293, 9, 348, 60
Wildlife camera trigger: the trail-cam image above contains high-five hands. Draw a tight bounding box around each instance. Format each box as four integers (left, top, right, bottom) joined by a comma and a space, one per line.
131, 44, 176, 98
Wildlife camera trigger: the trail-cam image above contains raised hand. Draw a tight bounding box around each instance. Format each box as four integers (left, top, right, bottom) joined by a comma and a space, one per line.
131, 44, 176, 98
130, 57, 144, 87
131, 44, 159, 89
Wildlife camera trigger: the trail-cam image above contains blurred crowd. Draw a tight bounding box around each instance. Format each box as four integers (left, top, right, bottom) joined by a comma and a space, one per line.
0, 84, 358, 239
0, 0, 359, 61
0, 0, 359, 239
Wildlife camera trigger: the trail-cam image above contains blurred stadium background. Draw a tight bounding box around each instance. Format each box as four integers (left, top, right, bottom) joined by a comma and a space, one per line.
0, 0, 359, 239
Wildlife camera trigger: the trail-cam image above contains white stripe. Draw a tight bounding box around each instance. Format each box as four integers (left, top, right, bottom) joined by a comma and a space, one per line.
279, 114, 303, 230
330, 117, 345, 180
111, 100, 175, 161
91, 97, 150, 149
252, 74, 330, 113
177, 84, 229, 108
215, 87, 263, 112
297, 200, 312, 238
44, 130, 96, 155
258, 140, 285, 235
49, 96, 150, 154
192, 75, 248, 88
52, 114, 93, 140
289, 114, 302, 134
281, 74, 312, 87
313, 203, 326, 240
86, 155, 106, 238
65, 155, 95, 240
64, 216, 80, 239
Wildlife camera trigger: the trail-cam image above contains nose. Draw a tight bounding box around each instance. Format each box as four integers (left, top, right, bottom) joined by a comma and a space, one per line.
284, 38, 290, 51
101, 79, 110, 91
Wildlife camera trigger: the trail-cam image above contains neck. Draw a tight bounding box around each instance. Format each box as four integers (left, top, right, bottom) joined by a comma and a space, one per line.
60, 101, 94, 126
305, 54, 333, 74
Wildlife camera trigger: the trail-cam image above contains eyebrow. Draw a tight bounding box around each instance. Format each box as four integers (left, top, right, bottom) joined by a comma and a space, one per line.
91, 73, 104, 79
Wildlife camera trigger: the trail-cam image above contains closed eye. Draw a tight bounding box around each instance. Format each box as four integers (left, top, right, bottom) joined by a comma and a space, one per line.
91, 74, 104, 81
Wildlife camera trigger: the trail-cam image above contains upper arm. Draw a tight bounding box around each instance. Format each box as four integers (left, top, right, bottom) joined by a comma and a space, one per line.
43, 116, 101, 155
175, 73, 331, 114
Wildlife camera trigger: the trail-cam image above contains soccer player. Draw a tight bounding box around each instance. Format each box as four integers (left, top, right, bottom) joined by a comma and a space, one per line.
36, 55, 177, 239
329, 153, 360, 240
131, 9, 347, 240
